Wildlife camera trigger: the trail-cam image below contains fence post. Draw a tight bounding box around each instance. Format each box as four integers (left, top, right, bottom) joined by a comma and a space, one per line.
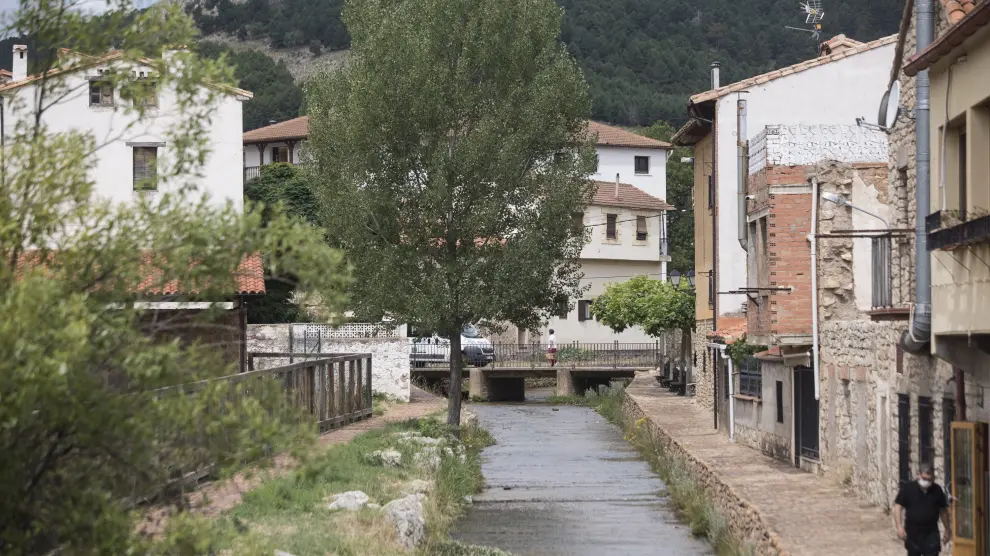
307, 362, 317, 419
365, 356, 373, 411
614, 340, 618, 368
248, 354, 255, 372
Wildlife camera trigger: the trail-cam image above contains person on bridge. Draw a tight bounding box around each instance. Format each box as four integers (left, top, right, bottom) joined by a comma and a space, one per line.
547, 329, 557, 367
893, 461, 950, 556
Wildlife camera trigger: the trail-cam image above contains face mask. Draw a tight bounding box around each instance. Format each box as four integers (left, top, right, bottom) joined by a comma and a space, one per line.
919, 479, 932, 489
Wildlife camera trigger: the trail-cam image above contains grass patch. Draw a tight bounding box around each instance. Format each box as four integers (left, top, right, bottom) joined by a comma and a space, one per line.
203, 413, 498, 555
372, 392, 403, 416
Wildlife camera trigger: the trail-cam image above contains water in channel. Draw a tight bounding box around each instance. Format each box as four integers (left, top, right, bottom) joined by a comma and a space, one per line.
451, 389, 713, 556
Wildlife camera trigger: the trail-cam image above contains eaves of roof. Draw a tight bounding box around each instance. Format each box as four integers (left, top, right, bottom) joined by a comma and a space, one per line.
687, 34, 898, 105
904, 1, 990, 76
0, 49, 253, 99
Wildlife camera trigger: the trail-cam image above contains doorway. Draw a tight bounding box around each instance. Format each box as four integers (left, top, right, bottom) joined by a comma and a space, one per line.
793, 366, 820, 465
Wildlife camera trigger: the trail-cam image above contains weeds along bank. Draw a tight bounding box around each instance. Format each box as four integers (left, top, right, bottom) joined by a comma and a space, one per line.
557, 386, 755, 556
164, 414, 507, 556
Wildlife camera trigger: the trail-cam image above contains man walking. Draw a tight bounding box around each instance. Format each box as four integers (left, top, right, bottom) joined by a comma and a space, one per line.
893, 462, 951, 555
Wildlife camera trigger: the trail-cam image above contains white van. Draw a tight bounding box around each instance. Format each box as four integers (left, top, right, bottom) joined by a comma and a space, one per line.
410, 324, 495, 368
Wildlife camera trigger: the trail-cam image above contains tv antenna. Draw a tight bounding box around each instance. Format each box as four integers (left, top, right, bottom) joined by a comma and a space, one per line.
785, 1, 824, 41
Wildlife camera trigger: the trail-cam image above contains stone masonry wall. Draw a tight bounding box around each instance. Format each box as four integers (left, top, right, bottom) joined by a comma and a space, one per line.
733, 360, 792, 462
247, 324, 411, 401
694, 318, 715, 410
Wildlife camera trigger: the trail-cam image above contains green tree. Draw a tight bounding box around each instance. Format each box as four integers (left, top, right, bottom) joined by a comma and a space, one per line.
0, 1, 347, 552
244, 163, 321, 324
307, 0, 595, 427
637, 120, 694, 273
591, 276, 695, 368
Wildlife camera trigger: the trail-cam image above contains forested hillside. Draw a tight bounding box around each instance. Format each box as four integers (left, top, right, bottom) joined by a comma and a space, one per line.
189, 0, 903, 126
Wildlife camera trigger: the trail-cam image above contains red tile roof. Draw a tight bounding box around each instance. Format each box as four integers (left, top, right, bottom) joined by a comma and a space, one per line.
243, 115, 310, 144
587, 121, 671, 149
707, 317, 747, 345
243, 117, 672, 150
904, 0, 990, 76
15, 251, 265, 296
0, 48, 252, 99
591, 181, 674, 211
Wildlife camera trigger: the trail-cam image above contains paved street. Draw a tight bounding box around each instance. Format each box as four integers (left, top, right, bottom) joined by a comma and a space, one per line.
626, 375, 904, 556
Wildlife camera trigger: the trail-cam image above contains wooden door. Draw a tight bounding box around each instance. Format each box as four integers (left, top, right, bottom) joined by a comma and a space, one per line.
951, 421, 987, 556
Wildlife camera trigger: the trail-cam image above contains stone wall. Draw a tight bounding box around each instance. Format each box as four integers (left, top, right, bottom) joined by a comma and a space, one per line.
693, 318, 715, 410
247, 324, 412, 401
621, 393, 784, 555
732, 360, 792, 462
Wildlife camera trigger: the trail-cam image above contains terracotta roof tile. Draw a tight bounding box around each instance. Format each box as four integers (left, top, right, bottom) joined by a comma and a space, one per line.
15, 250, 265, 295
243, 115, 310, 143
586, 121, 671, 150
706, 317, 747, 345
0, 48, 252, 99
591, 180, 673, 211
243, 118, 673, 150
905, 1, 990, 75
942, 0, 978, 24
688, 34, 898, 104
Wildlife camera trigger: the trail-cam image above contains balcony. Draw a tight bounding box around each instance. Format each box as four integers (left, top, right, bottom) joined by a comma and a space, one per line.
926, 210, 990, 251
244, 166, 261, 182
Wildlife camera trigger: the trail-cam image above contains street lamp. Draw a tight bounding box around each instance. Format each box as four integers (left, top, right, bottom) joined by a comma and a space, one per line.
670, 269, 681, 287
687, 270, 696, 287
820, 192, 889, 228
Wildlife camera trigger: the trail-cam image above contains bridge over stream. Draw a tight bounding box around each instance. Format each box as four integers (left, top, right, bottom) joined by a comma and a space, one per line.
411, 342, 669, 401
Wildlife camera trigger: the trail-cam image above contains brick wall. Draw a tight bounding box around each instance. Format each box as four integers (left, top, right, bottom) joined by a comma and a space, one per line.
746, 164, 814, 341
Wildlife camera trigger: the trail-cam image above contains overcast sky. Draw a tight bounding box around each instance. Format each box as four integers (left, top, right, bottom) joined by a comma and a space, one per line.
0, 0, 158, 19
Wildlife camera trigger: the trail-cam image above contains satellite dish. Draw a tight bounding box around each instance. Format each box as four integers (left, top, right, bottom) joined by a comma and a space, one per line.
877, 81, 901, 129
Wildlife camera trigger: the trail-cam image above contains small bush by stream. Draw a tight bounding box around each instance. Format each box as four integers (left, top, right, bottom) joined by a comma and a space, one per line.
197, 415, 499, 555
551, 384, 753, 556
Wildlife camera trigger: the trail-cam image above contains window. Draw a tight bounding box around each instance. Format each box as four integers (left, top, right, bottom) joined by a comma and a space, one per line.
89, 80, 113, 107
577, 300, 592, 322
132, 147, 158, 190
606, 214, 618, 240
898, 394, 911, 485
594, 154, 600, 172
571, 212, 585, 235
776, 381, 784, 423
135, 79, 158, 107
555, 298, 568, 319
636, 216, 648, 241
738, 356, 761, 397
634, 156, 650, 175
708, 175, 715, 210
272, 146, 290, 163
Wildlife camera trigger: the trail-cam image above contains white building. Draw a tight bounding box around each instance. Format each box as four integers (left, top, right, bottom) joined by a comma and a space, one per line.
0, 45, 251, 211
244, 118, 676, 344
673, 34, 896, 322
543, 180, 673, 345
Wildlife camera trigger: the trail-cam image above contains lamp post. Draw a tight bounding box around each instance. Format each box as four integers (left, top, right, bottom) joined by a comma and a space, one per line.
687, 270, 696, 288
820, 191, 889, 228
670, 269, 681, 287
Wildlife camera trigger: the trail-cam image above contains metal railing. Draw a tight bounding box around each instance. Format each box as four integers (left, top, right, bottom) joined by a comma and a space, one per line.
872, 234, 893, 309
409, 342, 662, 369
927, 211, 990, 251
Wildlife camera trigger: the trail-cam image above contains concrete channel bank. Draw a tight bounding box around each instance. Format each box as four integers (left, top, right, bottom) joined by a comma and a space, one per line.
621, 374, 902, 556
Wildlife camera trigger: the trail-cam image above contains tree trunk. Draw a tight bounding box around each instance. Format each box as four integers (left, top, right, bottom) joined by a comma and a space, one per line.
447, 331, 463, 430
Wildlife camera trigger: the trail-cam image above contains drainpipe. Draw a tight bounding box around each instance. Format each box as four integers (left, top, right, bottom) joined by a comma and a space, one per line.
901, 0, 935, 354
737, 97, 749, 251
810, 179, 821, 400
709, 342, 735, 441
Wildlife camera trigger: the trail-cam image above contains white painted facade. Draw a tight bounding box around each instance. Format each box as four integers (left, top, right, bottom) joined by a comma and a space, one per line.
712, 42, 894, 317
2, 48, 249, 212
592, 146, 669, 202
541, 202, 666, 344
243, 141, 308, 168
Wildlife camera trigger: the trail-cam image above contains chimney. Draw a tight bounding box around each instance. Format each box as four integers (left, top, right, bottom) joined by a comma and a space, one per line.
12, 45, 28, 81
711, 61, 720, 89
615, 173, 620, 199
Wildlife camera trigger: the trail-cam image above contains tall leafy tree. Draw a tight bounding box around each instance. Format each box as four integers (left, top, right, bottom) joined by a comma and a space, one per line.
307, 0, 595, 426
0, 0, 347, 552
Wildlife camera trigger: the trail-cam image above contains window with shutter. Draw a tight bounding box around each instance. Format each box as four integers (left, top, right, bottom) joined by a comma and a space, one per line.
572, 212, 585, 235
636, 215, 648, 241
133, 147, 158, 190
606, 214, 617, 240
89, 80, 114, 107
577, 300, 592, 322
634, 156, 650, 174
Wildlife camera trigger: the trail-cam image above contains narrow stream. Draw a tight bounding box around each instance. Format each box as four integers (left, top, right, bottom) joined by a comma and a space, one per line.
451, 389, 712, 555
